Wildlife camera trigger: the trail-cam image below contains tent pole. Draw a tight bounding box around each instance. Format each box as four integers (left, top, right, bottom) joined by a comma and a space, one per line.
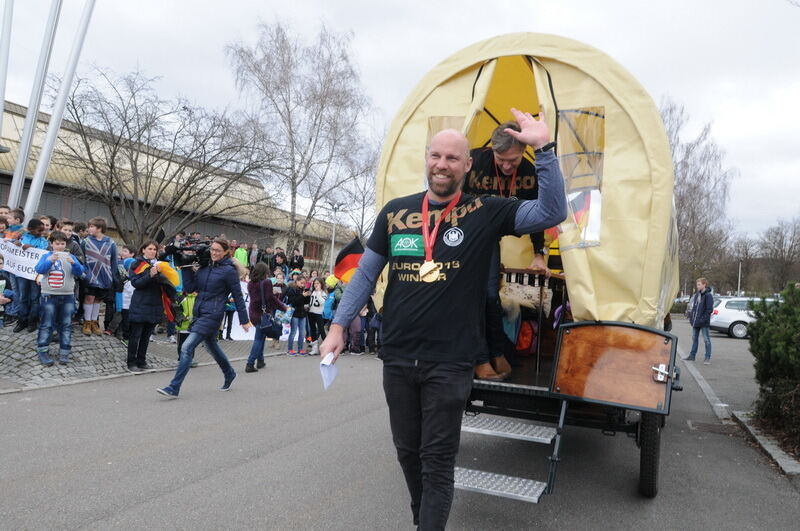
7, 0, 62, 211
23, 0, 95, 219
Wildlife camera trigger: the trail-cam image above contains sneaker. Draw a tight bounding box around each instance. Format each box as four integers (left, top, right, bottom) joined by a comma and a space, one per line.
169, 335, 177, 344
156, 387, 178, 399
683, 356, 695, 361
299, 350, 307, 356
703, 359, 711, 365
58, 358, 69, 365
256, 359, 266, 369
42, 360, 55, 367
288, 350, 297, 356
149, 334, 156, 342
220, 372, 236, 391
128, 364, 142, 372
138, 363, 154, 371
245, 364, 258, 373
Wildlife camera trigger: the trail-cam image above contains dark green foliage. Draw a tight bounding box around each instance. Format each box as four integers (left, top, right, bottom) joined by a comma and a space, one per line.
749, 283, 800, 384
749, 283, 800, 448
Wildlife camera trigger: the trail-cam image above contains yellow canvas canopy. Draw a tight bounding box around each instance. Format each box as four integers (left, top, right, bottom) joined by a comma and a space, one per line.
375, 33, 679, 327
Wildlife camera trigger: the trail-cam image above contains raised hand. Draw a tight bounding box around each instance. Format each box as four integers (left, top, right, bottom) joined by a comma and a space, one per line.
505, 107, 551, 149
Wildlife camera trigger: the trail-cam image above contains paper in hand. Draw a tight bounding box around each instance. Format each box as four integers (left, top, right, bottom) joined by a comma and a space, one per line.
320, 352, 338, 390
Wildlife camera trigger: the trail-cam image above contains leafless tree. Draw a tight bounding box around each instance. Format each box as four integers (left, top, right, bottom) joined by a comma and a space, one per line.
759, 217, 800, 291
226, 22, 375, 252
52, 69, 273, 248
661, 98, 736, 287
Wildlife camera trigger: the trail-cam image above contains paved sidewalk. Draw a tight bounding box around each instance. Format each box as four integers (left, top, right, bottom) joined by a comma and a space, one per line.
0, 323, 288, 391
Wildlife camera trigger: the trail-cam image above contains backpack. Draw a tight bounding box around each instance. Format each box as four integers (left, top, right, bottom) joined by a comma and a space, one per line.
322, 292, 336, 320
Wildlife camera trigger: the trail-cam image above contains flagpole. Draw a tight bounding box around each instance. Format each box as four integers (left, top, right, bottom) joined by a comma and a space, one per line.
0, 0, 15, 154
7, 0, 62, 210
23, 0, 95, 220
329, 204, 339, 273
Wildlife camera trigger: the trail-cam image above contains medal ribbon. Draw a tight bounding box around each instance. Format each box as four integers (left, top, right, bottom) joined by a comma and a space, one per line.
494, 161, 518, 198
421, 192, 462, 261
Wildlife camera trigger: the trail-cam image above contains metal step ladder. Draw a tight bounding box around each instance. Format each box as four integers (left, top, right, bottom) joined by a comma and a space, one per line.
455, 400, 568, 503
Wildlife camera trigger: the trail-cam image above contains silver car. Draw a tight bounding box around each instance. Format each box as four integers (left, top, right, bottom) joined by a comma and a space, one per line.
709, 297, 775, 339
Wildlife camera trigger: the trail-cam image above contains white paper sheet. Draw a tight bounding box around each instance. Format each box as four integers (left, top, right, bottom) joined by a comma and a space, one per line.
319, 352, 338, 390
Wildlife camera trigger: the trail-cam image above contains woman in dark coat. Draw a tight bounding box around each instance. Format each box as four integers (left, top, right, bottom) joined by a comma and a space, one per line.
127, 241, 164, 372
244, 262, 288, 373
157, 239, 252, 398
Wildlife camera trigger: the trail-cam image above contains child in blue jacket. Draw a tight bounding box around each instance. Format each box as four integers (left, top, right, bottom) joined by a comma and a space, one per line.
34, 231, 85, 365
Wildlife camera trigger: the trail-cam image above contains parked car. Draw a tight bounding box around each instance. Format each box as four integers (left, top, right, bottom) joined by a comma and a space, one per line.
710, 297, 776, 339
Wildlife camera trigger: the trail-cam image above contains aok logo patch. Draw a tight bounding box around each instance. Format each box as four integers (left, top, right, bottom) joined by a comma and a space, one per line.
391, 234, 424, 257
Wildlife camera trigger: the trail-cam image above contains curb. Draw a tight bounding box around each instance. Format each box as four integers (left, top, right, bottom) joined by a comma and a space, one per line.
677, 346, 732, 423
0, 351, 285, 395
733, 410, 800, 492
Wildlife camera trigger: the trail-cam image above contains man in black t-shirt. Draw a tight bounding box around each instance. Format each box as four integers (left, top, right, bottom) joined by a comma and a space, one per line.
320, 108, 566, 530
463, 121, 551, 380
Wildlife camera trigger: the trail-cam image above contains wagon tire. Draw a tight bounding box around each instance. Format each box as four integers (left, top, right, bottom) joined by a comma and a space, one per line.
638, 412, 661, 498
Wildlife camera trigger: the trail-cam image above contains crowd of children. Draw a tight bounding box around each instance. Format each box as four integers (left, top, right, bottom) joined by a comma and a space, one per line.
0, 205, 380, 369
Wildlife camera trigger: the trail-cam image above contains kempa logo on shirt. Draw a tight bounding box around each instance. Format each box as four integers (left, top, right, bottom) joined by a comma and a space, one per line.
390, 234, 424, 257
443, 227, 464, 247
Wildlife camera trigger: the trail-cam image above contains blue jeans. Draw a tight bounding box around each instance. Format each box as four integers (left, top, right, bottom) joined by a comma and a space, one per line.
6, 273, 19, 317
688, 326, 712, 360
288, 316, 307, 351
247, 326, 270, 365
37, 294, 75, 363
17, 277, 41, 322
164, 331, 235, 395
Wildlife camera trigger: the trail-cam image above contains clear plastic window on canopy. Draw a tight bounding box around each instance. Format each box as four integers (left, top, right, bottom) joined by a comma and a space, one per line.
556, 107, 605, 251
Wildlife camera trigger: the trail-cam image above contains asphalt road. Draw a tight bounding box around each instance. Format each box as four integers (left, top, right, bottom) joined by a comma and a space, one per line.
670, 318, 760, 413
1, 350, 799, 530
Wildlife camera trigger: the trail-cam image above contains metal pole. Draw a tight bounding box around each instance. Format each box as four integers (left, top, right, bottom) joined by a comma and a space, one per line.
737, 261, 742, 296
7, 0, 62, 210
23, 0, 94, 219
0, 0, 14, 154
328, 205, 338, 272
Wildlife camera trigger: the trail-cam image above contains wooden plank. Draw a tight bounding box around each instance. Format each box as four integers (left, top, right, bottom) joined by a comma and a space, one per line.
552, 323, 673, 412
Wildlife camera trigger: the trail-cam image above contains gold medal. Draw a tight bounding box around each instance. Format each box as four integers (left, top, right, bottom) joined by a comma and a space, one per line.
419, 260, 440, 283
419, 191, 462, 284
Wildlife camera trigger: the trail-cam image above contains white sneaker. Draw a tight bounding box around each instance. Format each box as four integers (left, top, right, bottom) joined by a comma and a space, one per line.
169, 335, 177, 344
149, 334, 155, 342
311, 340, 320, 356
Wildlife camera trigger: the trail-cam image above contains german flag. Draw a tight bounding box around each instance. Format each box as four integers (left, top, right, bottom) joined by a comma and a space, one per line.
334, 238, 364, 283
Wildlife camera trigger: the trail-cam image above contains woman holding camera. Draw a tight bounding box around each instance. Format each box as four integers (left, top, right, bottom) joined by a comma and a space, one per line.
157, 239, 251, 398
126, 241, 165, 372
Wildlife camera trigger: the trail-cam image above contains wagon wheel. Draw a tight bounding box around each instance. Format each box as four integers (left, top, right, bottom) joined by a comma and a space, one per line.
638, 412, 661, 498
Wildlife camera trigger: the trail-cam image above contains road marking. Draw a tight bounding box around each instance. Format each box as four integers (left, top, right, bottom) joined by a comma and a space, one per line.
678, 346, 733, 424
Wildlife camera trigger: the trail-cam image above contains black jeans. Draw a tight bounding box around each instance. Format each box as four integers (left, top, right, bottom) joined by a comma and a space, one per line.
476, 242, 508, 366
307, 312, 326, 341
127, 322, 156, 367
382, 359, 473, 531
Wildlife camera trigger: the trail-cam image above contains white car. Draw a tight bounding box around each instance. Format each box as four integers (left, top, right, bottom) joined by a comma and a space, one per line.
709, 297, 775, 339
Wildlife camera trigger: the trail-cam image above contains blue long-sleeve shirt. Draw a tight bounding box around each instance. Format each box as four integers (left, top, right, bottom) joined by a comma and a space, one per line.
35, 252, 86, 295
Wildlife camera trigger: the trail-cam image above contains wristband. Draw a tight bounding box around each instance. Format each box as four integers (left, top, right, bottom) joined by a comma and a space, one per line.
534, 141, 556, 154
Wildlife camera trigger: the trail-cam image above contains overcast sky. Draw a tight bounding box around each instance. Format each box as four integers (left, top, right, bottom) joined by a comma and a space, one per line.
3, 0, 799, 237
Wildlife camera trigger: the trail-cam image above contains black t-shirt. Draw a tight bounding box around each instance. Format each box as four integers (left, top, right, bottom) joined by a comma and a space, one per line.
367, 191, 521, 363
463, 147, 545, 252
